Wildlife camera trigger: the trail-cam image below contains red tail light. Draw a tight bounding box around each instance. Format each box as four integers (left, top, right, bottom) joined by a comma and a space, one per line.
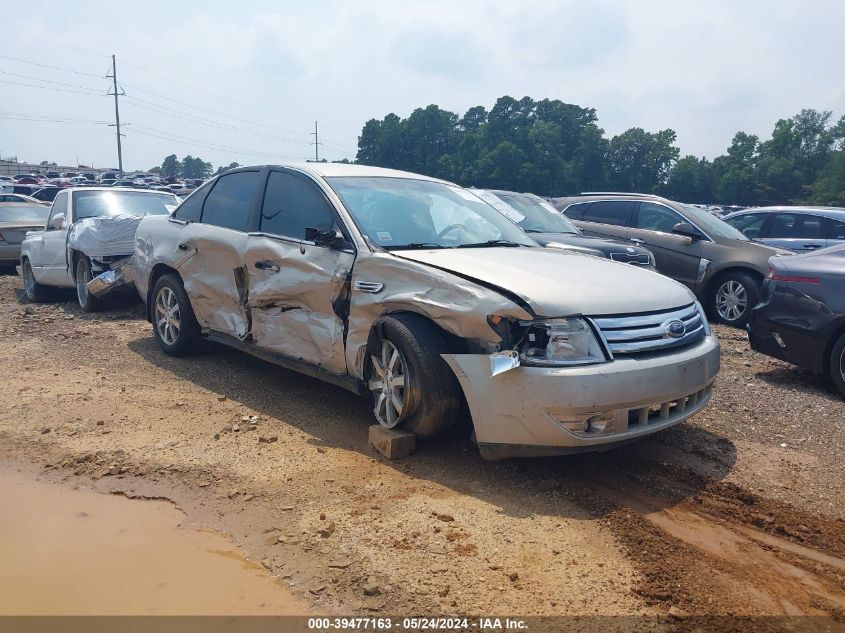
767, 266, 820, 284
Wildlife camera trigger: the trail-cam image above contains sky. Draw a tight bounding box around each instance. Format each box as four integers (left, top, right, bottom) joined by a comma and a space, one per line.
2, 0, 844, 172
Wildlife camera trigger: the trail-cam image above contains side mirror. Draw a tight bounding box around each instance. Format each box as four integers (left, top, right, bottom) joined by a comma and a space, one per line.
305, 226, 342, 248
672, 222, 701, 240
48, 212, 66, 230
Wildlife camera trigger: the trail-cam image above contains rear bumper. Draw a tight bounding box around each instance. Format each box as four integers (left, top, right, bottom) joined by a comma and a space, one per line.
748, 309, 829, 374
442, 335, 720, 459
0, 243, 21, 264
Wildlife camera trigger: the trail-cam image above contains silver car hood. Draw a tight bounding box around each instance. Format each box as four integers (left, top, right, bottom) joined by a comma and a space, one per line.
394, 247, 695, 316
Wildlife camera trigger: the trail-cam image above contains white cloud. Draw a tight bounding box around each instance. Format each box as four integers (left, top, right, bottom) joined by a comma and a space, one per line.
1, 0, 843, 170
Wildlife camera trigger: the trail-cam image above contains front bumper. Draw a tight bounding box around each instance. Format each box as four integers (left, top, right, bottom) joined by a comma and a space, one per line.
442, 335, 720, 459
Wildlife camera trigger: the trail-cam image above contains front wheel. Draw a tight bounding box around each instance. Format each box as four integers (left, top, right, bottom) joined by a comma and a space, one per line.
710, 272, 760, 327
366, 314, 463, 438
75, 255, 102, 313
830, 332, 845, 398
151, 274, 200, 356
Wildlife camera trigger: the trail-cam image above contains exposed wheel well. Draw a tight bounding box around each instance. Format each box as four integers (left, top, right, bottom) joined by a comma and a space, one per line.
704, 267, 764, 300
146, 264, 180, 322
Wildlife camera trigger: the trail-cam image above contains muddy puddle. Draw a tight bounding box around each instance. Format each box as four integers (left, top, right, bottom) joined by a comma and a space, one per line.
0, 465, 310, 615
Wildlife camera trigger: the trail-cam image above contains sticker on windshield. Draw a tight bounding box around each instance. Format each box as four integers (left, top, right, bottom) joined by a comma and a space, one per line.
449, 186, 482, 202
377, 231, 393, 242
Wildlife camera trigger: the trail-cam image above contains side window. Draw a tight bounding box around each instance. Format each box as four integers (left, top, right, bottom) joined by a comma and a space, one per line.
769, 213, 822, 239
200, 171, 261, 232
635, 202, 685, 232
827, 219, 845, 240
562, 202, 590, 220
583, 200, 635, 226
724, 213, 767, 238
260, 171, 336, 240
172, 182, 212, 222
46, 191, 68, 231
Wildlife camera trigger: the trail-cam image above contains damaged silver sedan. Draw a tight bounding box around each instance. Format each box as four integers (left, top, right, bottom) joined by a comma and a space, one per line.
134, 164, 720, 459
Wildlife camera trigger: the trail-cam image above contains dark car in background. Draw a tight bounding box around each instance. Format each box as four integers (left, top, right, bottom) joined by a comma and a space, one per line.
721, 206, 845, 252
554, 193, 790, 327
473, 189, 655, 268
29, 187, 64, 204
749, 244, 845, 397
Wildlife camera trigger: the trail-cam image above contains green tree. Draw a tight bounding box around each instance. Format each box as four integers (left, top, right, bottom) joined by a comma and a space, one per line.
608, 128, 679, 192
214, 161, 240, 175
161, 154, 180, 178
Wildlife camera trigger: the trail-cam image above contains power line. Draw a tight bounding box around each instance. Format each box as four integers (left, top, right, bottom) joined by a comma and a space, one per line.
130, 125, 307, 160
0, 78, 104, 97
0, 69, 105, 93
0, 26, 109, 58
122, 96, 312, 145
0, 54, 105, 78
0, 114, 108, 124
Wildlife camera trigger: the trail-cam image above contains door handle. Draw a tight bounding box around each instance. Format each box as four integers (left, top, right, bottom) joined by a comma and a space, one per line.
803, 244, 821, 249
629, 238, 646, 245
254, 260, 280, 273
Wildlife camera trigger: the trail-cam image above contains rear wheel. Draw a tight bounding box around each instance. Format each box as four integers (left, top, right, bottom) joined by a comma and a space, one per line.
830, 332, 845, 398
710, 271, 759, 327
151, 274, 200, 356
22, 258, 50, 303
75, 255, 102, 312
366, 314, 463, 438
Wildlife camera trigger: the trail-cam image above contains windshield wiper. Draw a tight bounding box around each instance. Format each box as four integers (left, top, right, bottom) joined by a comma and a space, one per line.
457, 239, 526, 248
387, 242, 448, 250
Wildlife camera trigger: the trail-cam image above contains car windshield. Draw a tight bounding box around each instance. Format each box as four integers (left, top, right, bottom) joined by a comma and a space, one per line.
681, 204, 748, 240
0, 203, 50, 222
326, 177, 536, 249
72, 190, 179, 220
489, 191, 580, 234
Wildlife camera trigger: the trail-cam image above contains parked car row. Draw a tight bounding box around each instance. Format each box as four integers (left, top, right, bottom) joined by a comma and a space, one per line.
11, 165, 844, 462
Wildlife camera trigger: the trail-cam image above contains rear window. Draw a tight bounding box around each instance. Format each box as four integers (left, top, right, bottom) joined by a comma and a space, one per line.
73, 190, 179, 220
0, 203, 50, 222
582, 200, 635, 226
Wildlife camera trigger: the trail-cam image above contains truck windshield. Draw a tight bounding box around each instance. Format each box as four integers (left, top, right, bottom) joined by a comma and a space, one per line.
326, 177, 536, 249
72, 190, 179, 220
0, 204, 50, 222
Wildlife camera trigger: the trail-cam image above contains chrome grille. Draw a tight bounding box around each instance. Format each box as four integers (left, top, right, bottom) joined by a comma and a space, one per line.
591, 303, 706, 355
609, 252, 651, 266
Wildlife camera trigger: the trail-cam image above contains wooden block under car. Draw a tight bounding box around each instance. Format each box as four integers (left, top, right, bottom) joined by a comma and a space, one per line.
368, 425, 416, 459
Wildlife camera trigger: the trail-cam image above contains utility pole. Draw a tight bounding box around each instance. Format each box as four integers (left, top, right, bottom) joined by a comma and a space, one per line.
106, 54, 125, 173
311, 120, 322, 162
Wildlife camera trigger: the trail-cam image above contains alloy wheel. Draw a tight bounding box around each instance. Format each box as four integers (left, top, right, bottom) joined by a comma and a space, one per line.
76, 259, 91, 307
368, 340, 407, 428
155, 286, 181, 346
716, 280, 748, 322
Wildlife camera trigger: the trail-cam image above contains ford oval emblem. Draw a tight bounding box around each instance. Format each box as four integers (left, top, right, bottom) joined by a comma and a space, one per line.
664, 319, 686, 339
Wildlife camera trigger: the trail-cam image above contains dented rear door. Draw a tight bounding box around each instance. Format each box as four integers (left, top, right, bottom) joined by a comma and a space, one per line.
243, 169, 355, 375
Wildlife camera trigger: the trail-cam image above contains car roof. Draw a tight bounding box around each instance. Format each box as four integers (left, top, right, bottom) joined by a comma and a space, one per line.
65, 186, 176, 193
228, 162, 449, 183
723, 206, 845, 220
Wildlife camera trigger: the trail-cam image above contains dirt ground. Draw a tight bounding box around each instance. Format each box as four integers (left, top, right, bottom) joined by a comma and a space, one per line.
0, 268, 843, 626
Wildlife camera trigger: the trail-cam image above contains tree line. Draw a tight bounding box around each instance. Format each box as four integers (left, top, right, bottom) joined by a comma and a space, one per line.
355, 96, 845, 206
152, 154, 240, 179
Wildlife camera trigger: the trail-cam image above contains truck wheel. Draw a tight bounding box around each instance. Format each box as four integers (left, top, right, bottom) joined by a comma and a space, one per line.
21, 258, 51, 303
75, 255, 102, 313
710, 271, 759, 327
151, 274, 200, 356
830, 332, 845, 398
366, 314, 462, 438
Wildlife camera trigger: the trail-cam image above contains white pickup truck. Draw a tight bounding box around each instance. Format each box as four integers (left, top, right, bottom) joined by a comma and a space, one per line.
18, 187, 179, 311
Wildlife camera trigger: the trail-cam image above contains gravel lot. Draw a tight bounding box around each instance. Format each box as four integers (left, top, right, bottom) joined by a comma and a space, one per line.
0, 268, 843, 625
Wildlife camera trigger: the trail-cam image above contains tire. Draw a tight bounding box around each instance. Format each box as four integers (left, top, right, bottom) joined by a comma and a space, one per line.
830, 332, 845, 398
151, 273, 200, 356
74, 255, 102, 313
21, 258, 51, 303
366, 313, 463, 438
710, 271, 760, 327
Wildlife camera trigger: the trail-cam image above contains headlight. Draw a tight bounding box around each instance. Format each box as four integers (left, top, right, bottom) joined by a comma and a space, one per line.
694, 300, 712, 336
519, 317, 607, 366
